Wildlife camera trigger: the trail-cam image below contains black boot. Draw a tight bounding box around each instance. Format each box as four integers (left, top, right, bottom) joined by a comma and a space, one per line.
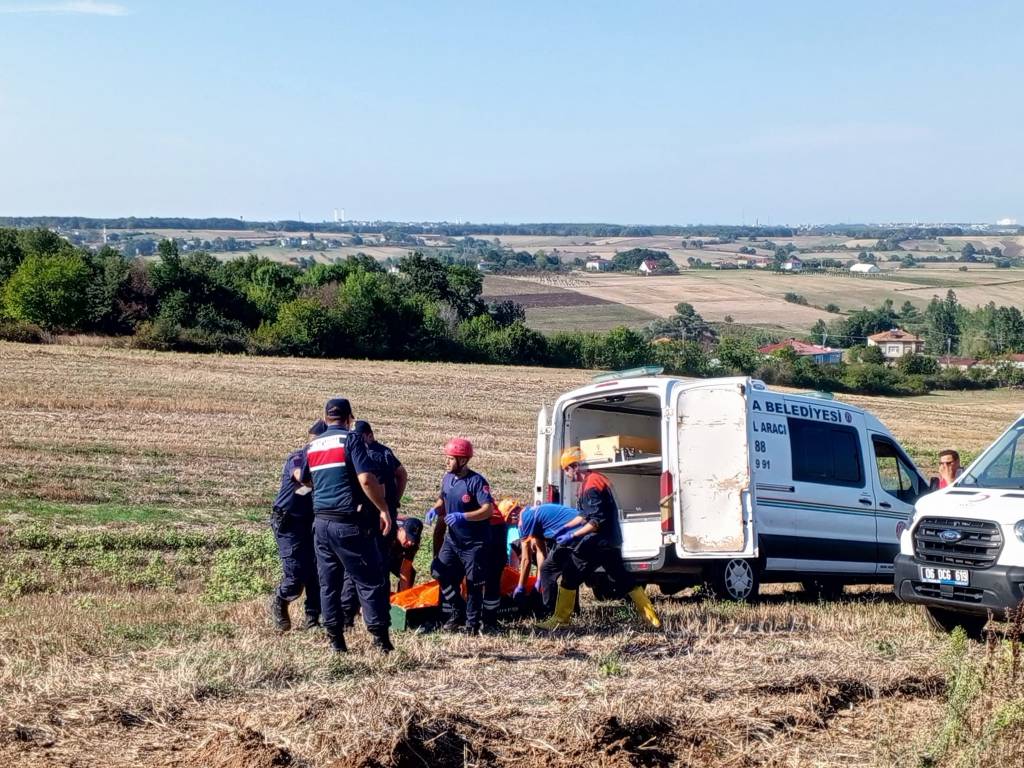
325, 626, 348, 653
300, 613, 320, 631
442, 613, 465, 632
270, 596, 291, 631
369, 629, 394, 654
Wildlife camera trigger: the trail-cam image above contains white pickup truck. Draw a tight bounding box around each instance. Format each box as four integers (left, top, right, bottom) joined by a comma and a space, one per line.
894, 413, 1024, 636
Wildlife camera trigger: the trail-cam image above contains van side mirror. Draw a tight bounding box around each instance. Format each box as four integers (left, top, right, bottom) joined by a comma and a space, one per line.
929, 477, 940, 491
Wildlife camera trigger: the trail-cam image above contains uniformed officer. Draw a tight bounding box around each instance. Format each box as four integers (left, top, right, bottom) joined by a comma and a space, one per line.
340, 420, 408, 625
538, 446, 662, 630
389, 516, 423, 592
480, 497, 521, 632
302, 398, 394, 654
269, 419, 329, 631
426, 437, 494, 634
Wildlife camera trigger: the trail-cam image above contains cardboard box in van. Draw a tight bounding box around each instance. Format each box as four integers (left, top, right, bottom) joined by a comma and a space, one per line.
580, 435, 660, 463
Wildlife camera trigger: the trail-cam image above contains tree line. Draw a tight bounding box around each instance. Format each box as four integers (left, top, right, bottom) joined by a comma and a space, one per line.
4, 227, 1024, 396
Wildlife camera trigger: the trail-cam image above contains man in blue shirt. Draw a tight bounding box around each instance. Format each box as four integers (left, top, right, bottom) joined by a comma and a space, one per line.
269, 419, 328, 632
302, 398, 394, 654
426, 437, 494, 633
515, 502, 582, 617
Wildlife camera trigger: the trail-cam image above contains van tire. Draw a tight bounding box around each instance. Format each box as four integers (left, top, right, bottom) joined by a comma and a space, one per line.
801, 578, 845, 601
705, 559, 760, 602
923, 606, 988, 639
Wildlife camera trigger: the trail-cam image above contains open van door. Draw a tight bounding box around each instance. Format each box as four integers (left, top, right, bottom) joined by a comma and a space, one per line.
533, 405, 551, 505
673, 381, 756, 558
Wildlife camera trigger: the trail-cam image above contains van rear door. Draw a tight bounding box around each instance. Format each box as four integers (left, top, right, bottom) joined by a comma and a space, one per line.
533, 404, 551, 505
673, 381, 756, 558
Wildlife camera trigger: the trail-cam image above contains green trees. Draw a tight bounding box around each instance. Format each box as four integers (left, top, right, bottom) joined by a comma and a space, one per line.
2, 250, 92, 330
611, 248, 678, 274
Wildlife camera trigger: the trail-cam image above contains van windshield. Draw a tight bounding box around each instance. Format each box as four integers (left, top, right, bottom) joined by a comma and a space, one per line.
960, 418, 1024, 490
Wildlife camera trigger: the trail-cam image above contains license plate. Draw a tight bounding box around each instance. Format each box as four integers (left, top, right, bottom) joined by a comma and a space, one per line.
920, 566, 969, 586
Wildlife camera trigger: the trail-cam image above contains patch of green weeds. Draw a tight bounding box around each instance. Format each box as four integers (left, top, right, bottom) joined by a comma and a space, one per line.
597, 652, 625, 677
10, 523, 245, 552
93, 550, 175, 589
203, 531, 280, 603
0, 567, 44, 599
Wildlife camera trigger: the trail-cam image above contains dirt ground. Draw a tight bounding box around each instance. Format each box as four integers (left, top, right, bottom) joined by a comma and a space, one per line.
1, 343, 1022, 767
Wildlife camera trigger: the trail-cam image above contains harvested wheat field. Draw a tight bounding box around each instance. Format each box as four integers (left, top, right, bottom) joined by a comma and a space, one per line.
1, 342, 1023, 768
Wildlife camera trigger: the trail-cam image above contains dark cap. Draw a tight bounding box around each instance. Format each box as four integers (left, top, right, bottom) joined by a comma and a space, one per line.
324, 398, 352, 421
353, 420, 373, 435
400, 517, 423, 546
308, 419, 328, 436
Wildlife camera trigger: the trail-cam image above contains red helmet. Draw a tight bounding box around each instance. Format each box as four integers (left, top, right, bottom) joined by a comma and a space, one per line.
444, 437, 474, 458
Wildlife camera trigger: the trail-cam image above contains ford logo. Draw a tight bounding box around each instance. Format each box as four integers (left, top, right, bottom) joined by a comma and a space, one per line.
939, 529, 963, 543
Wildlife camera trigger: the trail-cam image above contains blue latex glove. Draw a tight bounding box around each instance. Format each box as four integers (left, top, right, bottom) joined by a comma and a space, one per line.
425, 508, 439, 525
512, 586, 526, 599
556, 531, 576, 546
445, 512, 467, 526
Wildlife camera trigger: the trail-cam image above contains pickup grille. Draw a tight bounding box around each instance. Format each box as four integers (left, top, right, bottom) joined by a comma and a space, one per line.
911, 582, 985, 604
913, 517, 1003, 569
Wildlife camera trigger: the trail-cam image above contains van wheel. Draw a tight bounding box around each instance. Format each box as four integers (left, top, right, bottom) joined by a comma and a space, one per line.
801, 578, 845, 601
923, 606, 988, 640
705, 559, 760, 602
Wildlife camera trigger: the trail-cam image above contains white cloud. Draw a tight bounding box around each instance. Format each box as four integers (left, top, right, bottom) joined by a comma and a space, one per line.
0, 2, 129, 15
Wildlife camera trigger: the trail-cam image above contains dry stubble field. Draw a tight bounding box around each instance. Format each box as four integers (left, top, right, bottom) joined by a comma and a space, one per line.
1, 342, 1023, 768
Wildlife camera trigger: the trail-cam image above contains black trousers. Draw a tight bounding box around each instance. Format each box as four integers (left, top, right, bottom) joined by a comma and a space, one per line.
559, 534, 635, 594
431, 536, 487, 628
271, 512, 320, 617
314, 518, 390, 633
482, 526, 508, 624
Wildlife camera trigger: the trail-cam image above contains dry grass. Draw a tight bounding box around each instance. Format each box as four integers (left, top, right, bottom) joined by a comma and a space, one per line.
2, 342, 1023, 766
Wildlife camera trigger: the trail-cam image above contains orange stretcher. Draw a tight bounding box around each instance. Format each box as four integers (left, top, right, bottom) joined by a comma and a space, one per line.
389, 566, 537, 629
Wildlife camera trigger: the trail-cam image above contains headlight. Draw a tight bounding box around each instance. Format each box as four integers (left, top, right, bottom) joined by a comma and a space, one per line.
1015, 520, 1024, 544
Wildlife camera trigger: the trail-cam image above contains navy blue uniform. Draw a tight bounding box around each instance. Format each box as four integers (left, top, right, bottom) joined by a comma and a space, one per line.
430, 470, 494, 629
561, 472, 634, 594
341, 440, 403, 622
271, 448, 321, 619
302, 426, 390, 635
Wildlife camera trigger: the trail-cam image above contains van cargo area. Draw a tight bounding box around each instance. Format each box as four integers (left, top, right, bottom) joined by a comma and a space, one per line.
563, 390, 670, 570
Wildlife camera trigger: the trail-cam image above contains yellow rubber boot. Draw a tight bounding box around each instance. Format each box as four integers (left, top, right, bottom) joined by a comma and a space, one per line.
628, 586, 662, 629
537, 587, 576, 630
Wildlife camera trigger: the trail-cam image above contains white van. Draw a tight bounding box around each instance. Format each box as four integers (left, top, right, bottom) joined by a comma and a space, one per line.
895, 414, 1024, 636
534, 370, 928, 600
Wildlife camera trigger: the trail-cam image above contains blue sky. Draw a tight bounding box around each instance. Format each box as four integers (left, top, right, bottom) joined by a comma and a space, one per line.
0, 1, 1021, 224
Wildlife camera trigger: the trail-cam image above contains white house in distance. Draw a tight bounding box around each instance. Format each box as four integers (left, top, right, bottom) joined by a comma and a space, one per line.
639, 258, 659, 275
781, 257, 803, 272
586, 257, 612, 271
850, 263, 880, 274
867, 329, 925, 360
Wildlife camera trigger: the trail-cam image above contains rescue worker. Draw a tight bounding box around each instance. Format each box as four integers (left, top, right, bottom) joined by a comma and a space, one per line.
389, 516, 423, 592
269, 419, 329, 631
480, 497, 521, 632
340, 420, 408, 625
301, 398, 394, 654
538, 446, 662, 630
426, 437, 494, 633
514, 500, 585, 616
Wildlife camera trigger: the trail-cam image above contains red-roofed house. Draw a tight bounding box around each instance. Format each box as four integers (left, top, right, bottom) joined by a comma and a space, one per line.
937, 356, 980, 371
867, 329, 924, 360
639, 258, 660, 275
758, 338, 843, 365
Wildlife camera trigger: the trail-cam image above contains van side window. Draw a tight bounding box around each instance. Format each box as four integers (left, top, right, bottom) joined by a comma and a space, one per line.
872, 437, 921, 504
787, 418, 864, 487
